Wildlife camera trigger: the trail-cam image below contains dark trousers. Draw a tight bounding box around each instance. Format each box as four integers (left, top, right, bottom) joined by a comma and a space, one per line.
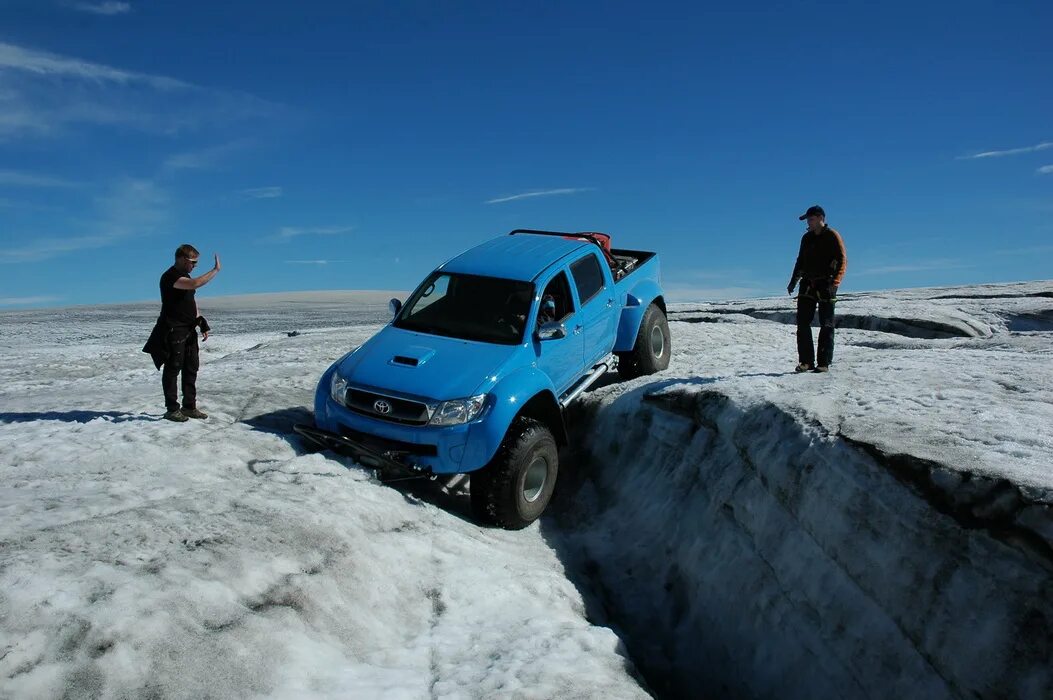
796, 287, 836, 367
162, 326, 199, 411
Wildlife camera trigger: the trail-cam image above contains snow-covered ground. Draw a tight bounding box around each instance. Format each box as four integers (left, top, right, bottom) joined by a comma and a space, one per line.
1, 283, 1051, 698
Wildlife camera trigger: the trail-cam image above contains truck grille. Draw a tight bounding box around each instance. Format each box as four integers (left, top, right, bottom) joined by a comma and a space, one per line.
346, 388, 430, 425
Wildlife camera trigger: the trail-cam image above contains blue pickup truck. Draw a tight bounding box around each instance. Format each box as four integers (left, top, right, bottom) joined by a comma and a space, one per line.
295, 229, 668, 529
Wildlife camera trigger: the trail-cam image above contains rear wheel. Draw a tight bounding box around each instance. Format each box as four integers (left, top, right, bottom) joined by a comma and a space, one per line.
470, 417, 558, 530
617, 302, 671, 379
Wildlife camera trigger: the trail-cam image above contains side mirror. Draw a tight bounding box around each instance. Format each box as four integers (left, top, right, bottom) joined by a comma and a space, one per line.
389, 298, 403, 317
536, 321, 566, 341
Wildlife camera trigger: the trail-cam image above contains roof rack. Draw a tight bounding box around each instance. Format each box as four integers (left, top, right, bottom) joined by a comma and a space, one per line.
509, 228, 580, 238
509, 229, 623, 277
508, 228, 611, 251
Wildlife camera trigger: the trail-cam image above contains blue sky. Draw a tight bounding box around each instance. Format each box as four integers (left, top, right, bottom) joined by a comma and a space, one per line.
1, 0, 1051, 308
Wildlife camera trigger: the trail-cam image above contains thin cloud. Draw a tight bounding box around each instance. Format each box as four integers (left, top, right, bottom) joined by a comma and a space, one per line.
0, 41, 280, 139
286, 260, 354, 265
486, 187, 595, 204
0, 295, 62, 306
958, 142, 1053, 160
164, 140, 253, 171
0, 233, 126, 263
272, 226, 354, 241
239, 186, 283, 199
1037, 165, 1053, 175
0, 197, 61, 212
71, 2, 131, 15
0, 41, 187, 90
0, 179, 168, 263
0, 169, 79, 188
856, 259, 971, 275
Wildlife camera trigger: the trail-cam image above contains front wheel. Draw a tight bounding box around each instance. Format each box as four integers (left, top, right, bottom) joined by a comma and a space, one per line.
617, 302, 671, 379
470, 417, 558, 530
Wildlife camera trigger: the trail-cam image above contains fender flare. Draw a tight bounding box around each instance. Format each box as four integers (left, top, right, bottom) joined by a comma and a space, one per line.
615, 281, 666, 352
460, 366, 566, 471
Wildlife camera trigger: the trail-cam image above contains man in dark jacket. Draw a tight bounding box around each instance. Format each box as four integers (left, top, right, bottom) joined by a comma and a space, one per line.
787, 205, 847, 373
144, 244, 221, 421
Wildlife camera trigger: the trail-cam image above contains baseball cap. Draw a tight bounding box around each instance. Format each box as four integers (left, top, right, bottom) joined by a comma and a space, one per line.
799, 205, 825, 221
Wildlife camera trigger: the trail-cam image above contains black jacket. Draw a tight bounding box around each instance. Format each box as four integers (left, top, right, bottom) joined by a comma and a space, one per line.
789, 226, 848, 287
143, 316, 168, 370
143, 315, 210, 369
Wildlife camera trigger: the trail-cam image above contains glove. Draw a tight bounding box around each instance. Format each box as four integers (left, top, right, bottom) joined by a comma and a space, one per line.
787, 280, 797, 295
196, 315, 211, 333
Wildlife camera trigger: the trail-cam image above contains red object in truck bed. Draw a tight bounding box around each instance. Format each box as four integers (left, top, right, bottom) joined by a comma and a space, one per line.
562, 231, 612, 254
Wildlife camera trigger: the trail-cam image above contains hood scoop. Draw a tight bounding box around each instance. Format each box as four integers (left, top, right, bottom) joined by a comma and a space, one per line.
389, 345, 436, 368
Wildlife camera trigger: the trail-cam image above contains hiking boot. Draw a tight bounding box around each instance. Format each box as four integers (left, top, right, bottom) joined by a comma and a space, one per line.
164, 409, 188, 422
794, 363, 813, 373
814, 365, 830, 373
181, 407, 208, 420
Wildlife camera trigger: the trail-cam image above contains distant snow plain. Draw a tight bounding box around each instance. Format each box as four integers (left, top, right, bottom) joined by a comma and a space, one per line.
1, 282, 1051, 699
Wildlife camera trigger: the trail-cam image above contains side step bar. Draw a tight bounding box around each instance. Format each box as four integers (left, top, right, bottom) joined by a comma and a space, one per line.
559, 354, 617, 408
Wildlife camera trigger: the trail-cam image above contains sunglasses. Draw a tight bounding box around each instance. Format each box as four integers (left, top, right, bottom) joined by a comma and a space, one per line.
184, 257, 199, 265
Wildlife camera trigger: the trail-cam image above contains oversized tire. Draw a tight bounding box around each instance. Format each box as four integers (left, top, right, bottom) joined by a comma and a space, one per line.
617, 302, 671, 379
470, 417, 558, 530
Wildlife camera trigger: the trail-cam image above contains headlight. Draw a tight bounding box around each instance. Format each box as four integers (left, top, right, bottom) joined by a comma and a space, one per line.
429, 394, 487, 426
330, 372, 348, 406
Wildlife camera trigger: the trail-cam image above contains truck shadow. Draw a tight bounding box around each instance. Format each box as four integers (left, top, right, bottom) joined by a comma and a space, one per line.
241, 406, 477, 525
241, 406, 314, 436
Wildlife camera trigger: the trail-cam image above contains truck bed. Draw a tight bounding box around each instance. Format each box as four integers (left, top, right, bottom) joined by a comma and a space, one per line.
610, 248, 656, 282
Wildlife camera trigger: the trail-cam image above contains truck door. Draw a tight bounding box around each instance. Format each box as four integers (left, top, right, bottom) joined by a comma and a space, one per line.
570, 250, 618, 367
534, 270, 584, 395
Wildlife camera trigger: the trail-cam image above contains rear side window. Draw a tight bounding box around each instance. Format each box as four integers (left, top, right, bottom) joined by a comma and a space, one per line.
570, 253, 605, 304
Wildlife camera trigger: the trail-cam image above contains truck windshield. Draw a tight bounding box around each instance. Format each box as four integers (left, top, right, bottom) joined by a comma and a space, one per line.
394, 272, 535, 345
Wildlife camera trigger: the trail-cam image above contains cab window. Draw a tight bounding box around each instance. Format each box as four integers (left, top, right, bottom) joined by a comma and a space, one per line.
570, 252, 605, 305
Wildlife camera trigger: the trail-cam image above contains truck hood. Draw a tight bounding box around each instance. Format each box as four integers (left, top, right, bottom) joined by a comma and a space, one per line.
337, 326, 517, 400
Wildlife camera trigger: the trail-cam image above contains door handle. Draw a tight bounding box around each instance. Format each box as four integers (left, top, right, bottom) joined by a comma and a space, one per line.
606, 298, 614, 308
573, 325, 583, 335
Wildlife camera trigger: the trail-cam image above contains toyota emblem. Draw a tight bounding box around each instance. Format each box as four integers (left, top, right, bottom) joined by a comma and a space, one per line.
373, 399, 392, 415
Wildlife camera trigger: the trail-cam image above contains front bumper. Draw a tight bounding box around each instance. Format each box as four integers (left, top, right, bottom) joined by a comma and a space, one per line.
293, 424, 432, 476
314, 392, 492, 474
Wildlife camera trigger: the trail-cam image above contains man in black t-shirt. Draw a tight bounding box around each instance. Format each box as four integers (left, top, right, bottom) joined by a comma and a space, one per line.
155, 244, 221, 422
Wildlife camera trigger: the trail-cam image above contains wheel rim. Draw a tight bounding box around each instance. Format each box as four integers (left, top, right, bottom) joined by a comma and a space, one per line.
522, 455, 548, 503
650, 324, 665, 359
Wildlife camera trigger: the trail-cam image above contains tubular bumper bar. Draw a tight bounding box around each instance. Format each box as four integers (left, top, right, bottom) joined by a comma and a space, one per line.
293, 424, 427, 474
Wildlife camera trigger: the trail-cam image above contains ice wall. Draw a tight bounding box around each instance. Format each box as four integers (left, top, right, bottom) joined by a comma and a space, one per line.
552, 387, 1053, 699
